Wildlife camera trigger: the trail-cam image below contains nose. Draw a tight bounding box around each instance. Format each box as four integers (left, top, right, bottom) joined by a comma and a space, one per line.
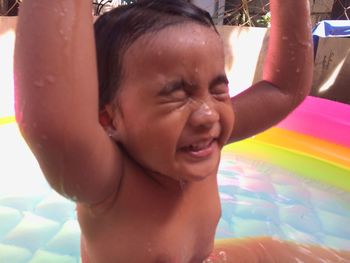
189, 100, 219, 129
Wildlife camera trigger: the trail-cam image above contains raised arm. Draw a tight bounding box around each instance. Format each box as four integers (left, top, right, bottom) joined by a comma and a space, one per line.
229, 0, 313, 142
14, 1, 122, 204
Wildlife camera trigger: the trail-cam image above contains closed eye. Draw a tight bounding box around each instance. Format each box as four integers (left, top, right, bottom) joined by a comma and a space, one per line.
158, 79, 188, 101
212, 85, 230, 100
210, 75, 230, 100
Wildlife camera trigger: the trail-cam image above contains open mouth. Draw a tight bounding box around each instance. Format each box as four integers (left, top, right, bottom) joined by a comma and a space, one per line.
180, 138, 217, 158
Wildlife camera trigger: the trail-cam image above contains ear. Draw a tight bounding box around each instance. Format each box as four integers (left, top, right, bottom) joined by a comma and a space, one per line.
99, 104, 126, 141
99, 104, 113, 126
99, 104, 118, 138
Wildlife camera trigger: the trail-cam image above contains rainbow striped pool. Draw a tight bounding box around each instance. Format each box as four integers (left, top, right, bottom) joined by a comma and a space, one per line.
0, 96, 349, 262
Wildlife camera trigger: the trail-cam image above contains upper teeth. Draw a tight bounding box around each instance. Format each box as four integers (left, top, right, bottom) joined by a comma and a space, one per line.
189, 140, 212, 151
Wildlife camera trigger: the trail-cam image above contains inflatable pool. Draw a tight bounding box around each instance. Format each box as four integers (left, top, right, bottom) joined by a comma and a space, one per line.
0, 96, 349, 262
217, 96, 350, 250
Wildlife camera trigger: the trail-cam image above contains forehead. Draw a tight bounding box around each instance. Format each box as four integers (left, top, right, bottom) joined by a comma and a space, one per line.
122, 22, 225, 77
133, 22, 221, 48
130, 22, 221, 51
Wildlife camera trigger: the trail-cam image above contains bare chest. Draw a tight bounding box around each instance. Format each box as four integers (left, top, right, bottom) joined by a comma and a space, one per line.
77, 173, 221, 262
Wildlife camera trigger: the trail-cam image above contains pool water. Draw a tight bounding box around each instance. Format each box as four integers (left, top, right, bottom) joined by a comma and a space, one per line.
217, 153, 350, 250
1, 123, 350, 262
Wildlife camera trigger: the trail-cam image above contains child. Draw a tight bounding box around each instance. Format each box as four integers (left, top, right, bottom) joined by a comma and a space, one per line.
14, 0, 350, 262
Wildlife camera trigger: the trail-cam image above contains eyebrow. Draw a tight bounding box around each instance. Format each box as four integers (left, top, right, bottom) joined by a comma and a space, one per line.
158, 79, 185, 96
209, 74, 229, 90
158, 74, 229, 96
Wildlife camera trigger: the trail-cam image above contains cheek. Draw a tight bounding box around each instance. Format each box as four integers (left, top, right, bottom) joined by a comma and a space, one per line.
123, 121, 182, 170
220, 105, 235, 140
123, 110, 189, 153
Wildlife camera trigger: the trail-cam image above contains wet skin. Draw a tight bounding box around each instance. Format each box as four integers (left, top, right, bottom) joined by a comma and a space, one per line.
77, 22, 234, 263
18, 0, 350, 261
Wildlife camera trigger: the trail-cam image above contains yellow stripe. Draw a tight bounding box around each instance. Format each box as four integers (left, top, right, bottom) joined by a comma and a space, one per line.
0, 116, 16, 126
253, 127, 350, 169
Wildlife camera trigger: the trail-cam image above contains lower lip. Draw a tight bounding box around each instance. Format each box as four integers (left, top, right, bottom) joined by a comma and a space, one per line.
181, 140, 218, 159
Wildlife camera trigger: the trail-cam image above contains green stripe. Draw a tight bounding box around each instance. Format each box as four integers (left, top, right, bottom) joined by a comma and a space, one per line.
223, 139, 350, 192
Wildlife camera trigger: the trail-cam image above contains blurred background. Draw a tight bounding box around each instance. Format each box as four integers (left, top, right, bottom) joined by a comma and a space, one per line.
1, 0, 349, 25
1, 0, 350, 110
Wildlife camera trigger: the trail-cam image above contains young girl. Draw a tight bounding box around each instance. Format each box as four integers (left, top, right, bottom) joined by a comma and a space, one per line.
14, 0, 350, 262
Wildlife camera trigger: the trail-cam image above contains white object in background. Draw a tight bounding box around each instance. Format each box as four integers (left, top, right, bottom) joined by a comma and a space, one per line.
0, 20, 15, 118
93, 0, 122, 15
191, 0, 226, 25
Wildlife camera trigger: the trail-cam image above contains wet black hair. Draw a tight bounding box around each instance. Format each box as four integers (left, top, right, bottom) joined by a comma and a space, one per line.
94, 0, 217, 109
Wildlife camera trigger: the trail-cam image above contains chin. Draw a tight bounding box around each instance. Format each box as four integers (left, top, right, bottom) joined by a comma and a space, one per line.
185, 159, 221, 182
182, 165, 219, 182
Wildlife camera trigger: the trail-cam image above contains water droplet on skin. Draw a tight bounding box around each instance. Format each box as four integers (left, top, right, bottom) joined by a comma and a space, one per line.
179, 178, 187, 190
46, 75, 55, 83
297, 39, 312, 48
296, 68, 301, 73
146, 242, 153, 253
60, 181, 76, 202
276, 69, 281, 73
219, 251, 228, 261
36, 143, 43, 149
282, 36, 288, 40
193, 102, 214, 118
34, 80, 44, 88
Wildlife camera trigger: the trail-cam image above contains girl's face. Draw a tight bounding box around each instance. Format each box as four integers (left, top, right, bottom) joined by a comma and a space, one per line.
109, 23, 234, 185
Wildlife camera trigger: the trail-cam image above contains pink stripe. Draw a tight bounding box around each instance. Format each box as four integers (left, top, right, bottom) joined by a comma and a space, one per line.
277, 96, 350, 148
